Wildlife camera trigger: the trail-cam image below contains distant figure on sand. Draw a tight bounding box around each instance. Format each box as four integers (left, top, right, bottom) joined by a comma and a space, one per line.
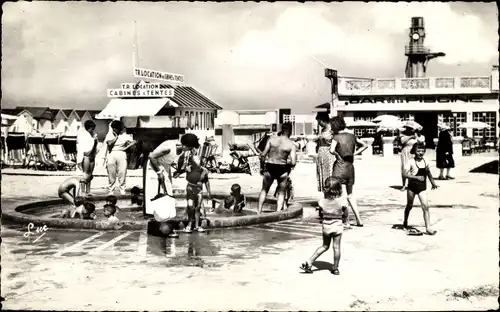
402, 142, 438, 236
436, 126, 455, 180
258, 123, 297, 214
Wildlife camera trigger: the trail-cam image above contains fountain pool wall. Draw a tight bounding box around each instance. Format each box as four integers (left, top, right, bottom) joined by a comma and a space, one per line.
3, 193, 303, 231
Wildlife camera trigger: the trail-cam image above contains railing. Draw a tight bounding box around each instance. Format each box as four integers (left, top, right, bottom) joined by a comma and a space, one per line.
405, 45, 430, 55
339, 76, 493, 95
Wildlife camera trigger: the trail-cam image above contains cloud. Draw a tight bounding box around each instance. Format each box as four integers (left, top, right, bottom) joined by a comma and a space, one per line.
1, 2, 497, 113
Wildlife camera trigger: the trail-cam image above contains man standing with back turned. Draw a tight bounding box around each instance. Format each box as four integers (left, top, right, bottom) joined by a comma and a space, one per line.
258, 122, 297, 214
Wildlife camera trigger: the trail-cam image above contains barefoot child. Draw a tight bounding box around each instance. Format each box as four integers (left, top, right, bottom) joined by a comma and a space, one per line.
174, 153, 212, 233
403, 142, 439, 236
301, 177, 348, 275
58, 177, 85, 216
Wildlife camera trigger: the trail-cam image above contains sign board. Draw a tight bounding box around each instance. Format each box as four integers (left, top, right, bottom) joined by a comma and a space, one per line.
247, 156, 261, 176
134, 67, 184, 84
121, 83, 169, 90
107, 88, 174, 98
347, 95, 485, 104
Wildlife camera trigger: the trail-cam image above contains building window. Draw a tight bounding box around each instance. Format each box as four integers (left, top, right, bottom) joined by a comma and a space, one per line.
473, 112, 496, 139
399, 114, 414, 121
353, 113, 376, 137
190, 112, 195, 129
441, 112, 466, 137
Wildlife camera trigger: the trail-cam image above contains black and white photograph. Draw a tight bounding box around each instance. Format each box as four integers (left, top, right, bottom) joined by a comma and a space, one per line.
1, 1, 498, 311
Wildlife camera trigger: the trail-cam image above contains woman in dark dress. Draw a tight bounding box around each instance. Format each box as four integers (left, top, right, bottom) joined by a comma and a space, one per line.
329, 116, 368, 227
436, 127, 455, 180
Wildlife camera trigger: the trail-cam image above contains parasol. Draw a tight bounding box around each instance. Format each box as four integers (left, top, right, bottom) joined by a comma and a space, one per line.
346, 120, 377, 127
373, 115, 400, 123
403, 120, 422, 130
457, 121, 491, 130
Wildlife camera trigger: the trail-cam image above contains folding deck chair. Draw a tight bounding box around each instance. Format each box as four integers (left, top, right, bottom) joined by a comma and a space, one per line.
60, 136, 77, 165
26, 134, 58, 170
44, 134, 76, 170
6, 132, 27, 168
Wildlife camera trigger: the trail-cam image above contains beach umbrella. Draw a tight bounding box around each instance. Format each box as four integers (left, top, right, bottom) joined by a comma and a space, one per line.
346, 120, 377, 127
403, 120, 422, 130
373, 114, 400, 123
457, 121, 491, 129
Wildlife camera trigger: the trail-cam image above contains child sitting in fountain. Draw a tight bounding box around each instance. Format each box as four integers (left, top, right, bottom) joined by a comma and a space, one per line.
224, 184, 246, 213
72, 200, 96, 220
103, 204, 119, 223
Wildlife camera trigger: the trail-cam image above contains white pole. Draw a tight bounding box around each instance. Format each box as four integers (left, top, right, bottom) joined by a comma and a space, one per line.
133, 21, 139, 68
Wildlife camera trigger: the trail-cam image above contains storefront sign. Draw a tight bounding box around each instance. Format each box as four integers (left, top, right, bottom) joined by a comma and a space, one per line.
107, 88, 175, 98
133, 67, 184, 84
347, 95, 484, 104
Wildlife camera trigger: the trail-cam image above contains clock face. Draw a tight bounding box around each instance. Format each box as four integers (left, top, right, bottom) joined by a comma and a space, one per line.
412, 33, 420, 40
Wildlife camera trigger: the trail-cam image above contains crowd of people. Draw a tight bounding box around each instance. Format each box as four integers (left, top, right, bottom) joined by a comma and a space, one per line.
57, 114, 460, 275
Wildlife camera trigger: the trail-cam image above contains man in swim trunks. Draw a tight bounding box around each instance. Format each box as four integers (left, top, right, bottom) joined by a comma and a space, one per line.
258, 122, 297, 214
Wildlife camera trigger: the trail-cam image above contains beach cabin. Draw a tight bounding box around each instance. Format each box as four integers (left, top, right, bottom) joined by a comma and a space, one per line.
49, 109, 69, 132
63, 109, 80, 134
14, 107, 53, 133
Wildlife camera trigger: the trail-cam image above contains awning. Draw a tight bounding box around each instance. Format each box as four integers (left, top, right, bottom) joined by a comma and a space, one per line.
95, 98, 178, 119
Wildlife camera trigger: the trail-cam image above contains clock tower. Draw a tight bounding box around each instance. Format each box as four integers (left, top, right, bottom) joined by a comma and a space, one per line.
404, 17, 446, 78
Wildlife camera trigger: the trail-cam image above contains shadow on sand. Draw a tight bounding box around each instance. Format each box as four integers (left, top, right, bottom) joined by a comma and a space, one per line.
469, 160, 498, 175
389, 185, 404, 190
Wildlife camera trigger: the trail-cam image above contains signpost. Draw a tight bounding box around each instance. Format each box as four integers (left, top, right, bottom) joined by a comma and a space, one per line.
107, 88, 174, 98
134, 67, 185, 84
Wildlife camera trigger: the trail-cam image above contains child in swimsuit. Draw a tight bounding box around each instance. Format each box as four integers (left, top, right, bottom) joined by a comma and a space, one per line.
174, 154, 212, 233
72, 201, 96, 220
225, 184, 246, 213
403, 142, 439, 235
103, 204, 119, 223
301, 177, 348, 275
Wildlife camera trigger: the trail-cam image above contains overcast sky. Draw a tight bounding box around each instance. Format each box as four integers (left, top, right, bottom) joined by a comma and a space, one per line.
2, 2, 498, 113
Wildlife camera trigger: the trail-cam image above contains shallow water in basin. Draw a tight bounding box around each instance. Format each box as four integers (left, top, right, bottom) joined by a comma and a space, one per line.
20, 197, 277, 221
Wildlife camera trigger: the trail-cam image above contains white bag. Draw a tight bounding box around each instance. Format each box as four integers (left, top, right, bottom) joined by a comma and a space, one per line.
152, 193, 177, 222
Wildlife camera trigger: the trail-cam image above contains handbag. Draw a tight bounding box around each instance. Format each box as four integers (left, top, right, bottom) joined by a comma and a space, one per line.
152, 179, 177, 222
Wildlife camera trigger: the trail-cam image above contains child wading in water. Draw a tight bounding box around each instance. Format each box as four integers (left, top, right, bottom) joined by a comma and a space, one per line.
173, 134, 212, 233
403, 142, 439, 236
301, 177, 348, 275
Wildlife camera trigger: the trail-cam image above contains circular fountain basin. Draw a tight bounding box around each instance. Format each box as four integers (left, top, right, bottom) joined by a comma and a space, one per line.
3, 192, 302, 231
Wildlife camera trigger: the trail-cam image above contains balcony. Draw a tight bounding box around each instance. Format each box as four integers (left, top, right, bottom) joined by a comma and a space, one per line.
338, 76, 494, 96
405, 44, 431, 55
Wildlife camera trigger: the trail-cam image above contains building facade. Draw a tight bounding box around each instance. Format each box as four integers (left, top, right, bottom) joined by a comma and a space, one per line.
336, 17, 498, 147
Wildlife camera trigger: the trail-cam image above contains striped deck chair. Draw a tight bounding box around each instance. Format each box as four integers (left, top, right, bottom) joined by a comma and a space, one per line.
6, 132, 27, 168
204, 144, 219, 172
43, 134, 75, 170
26, 135, 58, 170
1, 134, 6, 168
60, 136, 77, 164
